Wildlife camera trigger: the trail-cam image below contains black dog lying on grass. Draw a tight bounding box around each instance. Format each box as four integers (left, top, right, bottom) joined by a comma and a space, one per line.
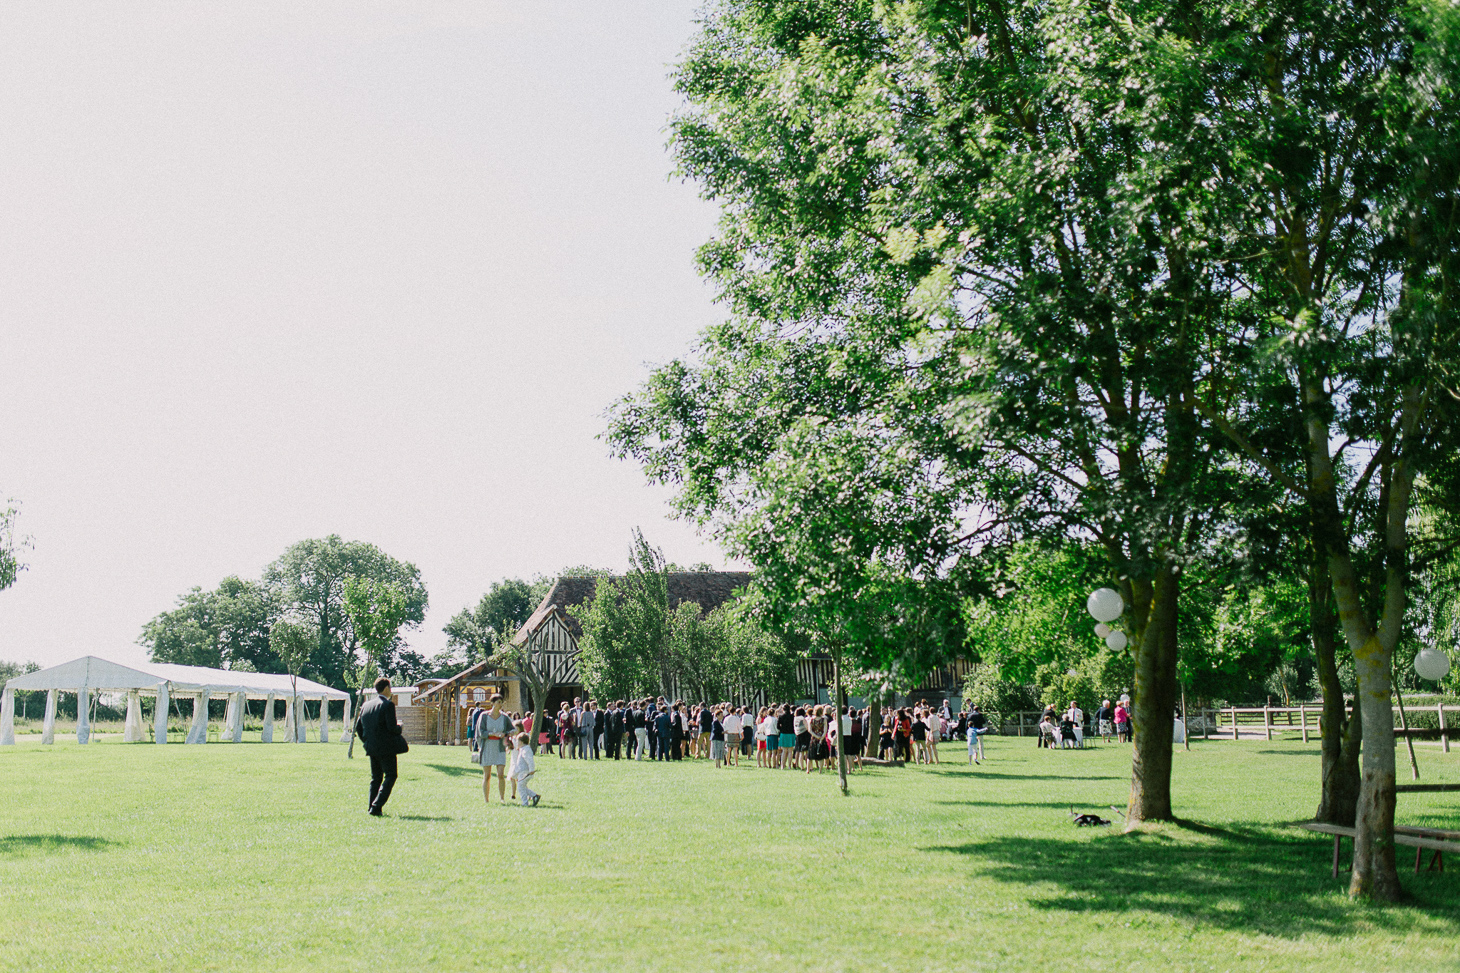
1070, 807, 1111, 827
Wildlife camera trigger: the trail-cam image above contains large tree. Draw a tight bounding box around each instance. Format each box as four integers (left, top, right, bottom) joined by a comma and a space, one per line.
139, 576, 282, 671
609, 0, 1255, 821
263, 536, 428, 689
1180, 0, 1460, 898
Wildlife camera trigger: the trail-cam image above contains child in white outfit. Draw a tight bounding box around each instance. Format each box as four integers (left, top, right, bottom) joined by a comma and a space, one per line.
509, 733, 539, 807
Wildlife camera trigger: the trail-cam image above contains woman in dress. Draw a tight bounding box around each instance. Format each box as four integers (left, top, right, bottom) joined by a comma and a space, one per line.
476, 694, 515, 805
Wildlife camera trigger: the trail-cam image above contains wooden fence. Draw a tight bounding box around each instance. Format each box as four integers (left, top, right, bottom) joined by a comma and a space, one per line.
996, 704, 1456, 751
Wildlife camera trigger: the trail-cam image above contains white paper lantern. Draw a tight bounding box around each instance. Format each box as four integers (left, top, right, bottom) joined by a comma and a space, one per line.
1105, 631, 1129, 652
1087, 588, 1124, 623
1094, 623, 1112, 638
1414, 648, 1452, 683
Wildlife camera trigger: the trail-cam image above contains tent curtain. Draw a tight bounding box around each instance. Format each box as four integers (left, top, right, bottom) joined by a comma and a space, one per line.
154, 682, 170, 744
319, 698, 329, 743
294, 696, 306, 743
185, 691, 210, 744
76, 688, 91, 745
342, 693, 353, 744
0, 688, 14, 746
41, 690, 56, 745
262, 692, 275, 743
283, 694, 296, 743
123, 690, 143, 743
230, 692, 245, 744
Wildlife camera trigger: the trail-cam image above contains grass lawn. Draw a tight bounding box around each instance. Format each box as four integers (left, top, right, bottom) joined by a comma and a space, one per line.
1, 734, 1457, 973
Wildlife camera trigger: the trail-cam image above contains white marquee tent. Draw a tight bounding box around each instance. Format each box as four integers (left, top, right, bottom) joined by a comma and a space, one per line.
0, 656, 351, 747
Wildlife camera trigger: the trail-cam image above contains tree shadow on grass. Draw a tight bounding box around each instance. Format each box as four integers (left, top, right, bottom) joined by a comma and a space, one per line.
423, 763, 480, 778
0, 835, 116, 856
925, 821, 1460, 938
396, 815, 453, 822
919, 768, 1127, 782
934, 800, 1100, 810
1253, 749, 1321, 757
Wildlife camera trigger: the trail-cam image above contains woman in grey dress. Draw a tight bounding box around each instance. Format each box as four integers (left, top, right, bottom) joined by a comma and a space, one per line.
476, 695, 514, 805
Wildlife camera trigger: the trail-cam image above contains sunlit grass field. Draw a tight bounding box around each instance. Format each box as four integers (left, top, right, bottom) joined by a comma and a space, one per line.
1, 734, 1457, 972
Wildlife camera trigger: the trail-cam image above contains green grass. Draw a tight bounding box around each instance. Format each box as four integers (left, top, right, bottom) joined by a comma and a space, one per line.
1, 736, 1457, 973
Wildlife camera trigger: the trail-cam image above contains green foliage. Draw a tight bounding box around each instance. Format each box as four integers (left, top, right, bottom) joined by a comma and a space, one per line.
269, 617, 318, 692
341, 576, 414, 679
443, 578, 537, 665
573, 531, 800, 702
138, 576, 282, 671
0, 499, 29, 593
263, 536, 427, 689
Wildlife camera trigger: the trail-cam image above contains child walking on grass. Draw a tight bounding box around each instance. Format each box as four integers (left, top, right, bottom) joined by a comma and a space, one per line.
509, 732, 540, 807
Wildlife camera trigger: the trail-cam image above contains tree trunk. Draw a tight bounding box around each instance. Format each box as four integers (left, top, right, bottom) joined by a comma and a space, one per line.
1303, 376, 1420, 901
1126, 565, 1180, 827
1311, 551, 1361, 825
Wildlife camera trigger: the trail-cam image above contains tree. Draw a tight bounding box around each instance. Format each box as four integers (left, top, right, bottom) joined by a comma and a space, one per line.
139, 577, 282, 671
269, 617, 317, 743
342, 576, 415, 679
0, 499, 30, 593
571, 530, 673, 700
443, 578, 536, 664
263, 536, 428, 689
609, 0, 1278, 817
489, 624, 567, 756
1176, 0, 1460, 898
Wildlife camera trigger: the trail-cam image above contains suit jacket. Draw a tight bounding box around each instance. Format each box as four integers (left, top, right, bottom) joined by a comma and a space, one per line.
354, 694, 402, 757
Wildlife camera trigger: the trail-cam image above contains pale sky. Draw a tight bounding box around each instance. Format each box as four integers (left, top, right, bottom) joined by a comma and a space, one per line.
0, 1, 736, 669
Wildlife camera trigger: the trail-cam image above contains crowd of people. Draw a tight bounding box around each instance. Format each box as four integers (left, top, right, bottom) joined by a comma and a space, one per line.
358, 676, 1122, 815
465, 694, 999, 796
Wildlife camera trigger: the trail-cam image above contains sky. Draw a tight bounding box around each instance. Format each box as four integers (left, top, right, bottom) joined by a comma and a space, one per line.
0, 1, 738, 669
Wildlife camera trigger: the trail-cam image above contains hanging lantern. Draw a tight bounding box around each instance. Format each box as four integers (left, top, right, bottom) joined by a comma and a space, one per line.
1087, 588, 1124, 623
1105, 631, 1128, 652
1095, 623, 1112, 638
1414, 648, 1452, 683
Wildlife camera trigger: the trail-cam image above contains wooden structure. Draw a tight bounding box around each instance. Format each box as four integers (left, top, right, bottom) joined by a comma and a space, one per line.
410, 667, 518, 746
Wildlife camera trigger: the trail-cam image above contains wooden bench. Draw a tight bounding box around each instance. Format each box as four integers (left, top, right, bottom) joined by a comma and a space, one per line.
1297, 821, 1457, 878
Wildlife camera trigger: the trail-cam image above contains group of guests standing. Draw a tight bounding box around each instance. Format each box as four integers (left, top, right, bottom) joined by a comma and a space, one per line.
1036, 698, 1133, 748
467, 695, 998, 777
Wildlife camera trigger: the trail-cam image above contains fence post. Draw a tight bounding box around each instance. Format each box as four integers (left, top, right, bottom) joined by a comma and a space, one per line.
1299, 704, 1308, 743
1203, 707, 1210, 740
1231, 707, 1238, 741
1264, 704, 1272, 741
1440, 704, 1450, 754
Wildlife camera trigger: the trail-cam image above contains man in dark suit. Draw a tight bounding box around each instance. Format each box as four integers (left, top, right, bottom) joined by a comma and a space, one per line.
606, 702, 623, 760
354, 676, 404, 816
592, 701, 606, 759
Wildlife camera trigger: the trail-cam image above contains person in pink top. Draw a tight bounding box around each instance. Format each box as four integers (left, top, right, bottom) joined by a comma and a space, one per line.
1113, 701, 1131, 743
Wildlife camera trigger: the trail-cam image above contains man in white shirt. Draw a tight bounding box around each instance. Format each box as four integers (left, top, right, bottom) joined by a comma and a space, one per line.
1065, 702, 1085, 748
721, 708, 741, 767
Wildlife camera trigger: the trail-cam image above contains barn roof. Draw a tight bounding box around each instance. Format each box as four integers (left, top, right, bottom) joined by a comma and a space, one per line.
517, 571, 752, 641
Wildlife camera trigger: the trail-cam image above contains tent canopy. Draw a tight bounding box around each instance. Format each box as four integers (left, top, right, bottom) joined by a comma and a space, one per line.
4, 656, 348, 699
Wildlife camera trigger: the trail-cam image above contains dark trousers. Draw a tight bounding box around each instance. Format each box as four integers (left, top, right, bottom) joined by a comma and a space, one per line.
369, 752, 398, 812
648, 730, 659, 759
607, 733, 621, 759
657, 732, 671, 759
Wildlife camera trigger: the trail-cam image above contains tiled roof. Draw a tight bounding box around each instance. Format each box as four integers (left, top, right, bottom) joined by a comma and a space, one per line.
521, 571, 752, 639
